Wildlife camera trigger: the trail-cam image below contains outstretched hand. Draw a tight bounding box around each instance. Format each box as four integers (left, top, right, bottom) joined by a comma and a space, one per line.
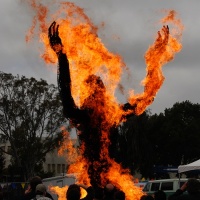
157, 25, 169, 47
48, 21, 63, 54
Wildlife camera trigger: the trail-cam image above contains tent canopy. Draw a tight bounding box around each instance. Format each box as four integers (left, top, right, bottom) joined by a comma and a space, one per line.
178, 159, 200, 173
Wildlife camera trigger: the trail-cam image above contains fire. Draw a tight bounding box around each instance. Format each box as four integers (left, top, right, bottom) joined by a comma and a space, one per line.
58, 127, 79, 164
25, 1, 183, 200
129, 10, 183, 115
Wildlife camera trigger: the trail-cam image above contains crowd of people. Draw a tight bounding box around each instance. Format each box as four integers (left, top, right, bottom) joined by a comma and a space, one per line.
0, 176, 194, 200
22, 176, 126, 200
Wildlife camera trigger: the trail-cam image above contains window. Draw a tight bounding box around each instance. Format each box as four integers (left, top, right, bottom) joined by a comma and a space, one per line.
48, 164, 51, 172
143, 183, 150, 192
52, 164, 55, 172
62, 164, 65, 173
57, 164, 61, 173
161, 182, 173, 191
151, 183, 160, 191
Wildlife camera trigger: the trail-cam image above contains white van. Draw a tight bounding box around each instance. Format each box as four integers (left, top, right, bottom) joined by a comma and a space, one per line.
142, 178, 188, 197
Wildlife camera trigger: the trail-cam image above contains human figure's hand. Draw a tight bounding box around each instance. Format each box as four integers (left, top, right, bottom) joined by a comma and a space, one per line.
155, 25, 169, 50
48, 21, 63, 54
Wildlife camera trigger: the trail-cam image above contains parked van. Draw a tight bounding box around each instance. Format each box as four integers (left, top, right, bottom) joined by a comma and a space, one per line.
142, 178, 188, 197
135, 181, 148, 190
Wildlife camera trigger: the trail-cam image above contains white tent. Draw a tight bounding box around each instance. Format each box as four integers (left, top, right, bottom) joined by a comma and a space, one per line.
178, 159, 200, 173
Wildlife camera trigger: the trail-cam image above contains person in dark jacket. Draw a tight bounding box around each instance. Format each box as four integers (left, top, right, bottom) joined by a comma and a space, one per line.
154, 190, 166, 200
140, 195, 154, 200
168, 178, 200, 200
114, 190, 125, 200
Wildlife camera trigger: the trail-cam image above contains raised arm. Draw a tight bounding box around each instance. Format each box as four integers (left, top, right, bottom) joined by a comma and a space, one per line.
127, 25, 170, 116
48, 22, 79, 119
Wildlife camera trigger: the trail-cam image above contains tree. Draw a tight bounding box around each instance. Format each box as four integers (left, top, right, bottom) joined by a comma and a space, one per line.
146, 112, 166, 165
109, 110, 154, 178
110, 101, 200, 178
0, 150, 5, 175
0, 71, 67, 180
147, 100, 200, 168
161, 101, 200, 165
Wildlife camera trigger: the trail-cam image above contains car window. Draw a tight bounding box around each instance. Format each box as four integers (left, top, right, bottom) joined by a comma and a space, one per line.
143, 183, 150, 192
151, 183, 160, 191
161, 182, 173, 191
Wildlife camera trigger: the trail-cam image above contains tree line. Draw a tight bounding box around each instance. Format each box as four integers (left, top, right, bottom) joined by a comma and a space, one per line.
1, 71, 200, 181
0, 71, 67, 181
110, 100, 200, 178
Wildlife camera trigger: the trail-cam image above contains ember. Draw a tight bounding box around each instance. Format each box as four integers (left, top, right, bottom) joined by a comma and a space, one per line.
26, 1, 183, 200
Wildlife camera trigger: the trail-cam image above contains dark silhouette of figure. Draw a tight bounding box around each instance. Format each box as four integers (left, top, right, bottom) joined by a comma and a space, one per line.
140, 195, 154, 200
103, 184, 115, 200
154, 190, 166, 200
114, 190, 125, 200
168, 178, 200, 200
94, 187, 104, 200
48, 21, 136, 188
48, 21, 170, 190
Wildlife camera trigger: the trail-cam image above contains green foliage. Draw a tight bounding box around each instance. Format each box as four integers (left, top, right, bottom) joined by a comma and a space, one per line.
111, 101, 200, 178
0, 71, 68, 180
155, 100, 200, 165
110, 110, 154, 178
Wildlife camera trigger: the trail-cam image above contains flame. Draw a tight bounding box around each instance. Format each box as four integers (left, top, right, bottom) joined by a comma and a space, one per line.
24, 1, 183, 200
58, 127, 79, 164
50, 185, 68, 200
129, 10, 183, 115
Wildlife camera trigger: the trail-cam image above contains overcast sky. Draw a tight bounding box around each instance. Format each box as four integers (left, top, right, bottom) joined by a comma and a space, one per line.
0, 0, 200, 114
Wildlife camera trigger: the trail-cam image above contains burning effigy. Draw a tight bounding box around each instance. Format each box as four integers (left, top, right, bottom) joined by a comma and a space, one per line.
25, 1, 183, 200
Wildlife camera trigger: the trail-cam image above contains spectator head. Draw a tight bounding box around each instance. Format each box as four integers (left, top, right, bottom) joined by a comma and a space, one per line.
66, 184, 81, 200
103, 183, 115, 200
144, 195, 154, 200
154, 190, 166, 200
35, 184, 47, 196
114, 190, 125, 200
104, 183, 114, 193
186, 178, 200, 194
29, 176, 42, 191
94, 187, 104, 200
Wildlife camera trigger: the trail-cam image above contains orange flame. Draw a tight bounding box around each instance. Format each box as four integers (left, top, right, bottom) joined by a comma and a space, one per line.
58, 127, 78, 164
25, 1, 183, 200
129, 10, 183, 115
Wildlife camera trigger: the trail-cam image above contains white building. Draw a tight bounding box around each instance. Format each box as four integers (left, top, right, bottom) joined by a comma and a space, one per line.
0, 138, 78, 176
